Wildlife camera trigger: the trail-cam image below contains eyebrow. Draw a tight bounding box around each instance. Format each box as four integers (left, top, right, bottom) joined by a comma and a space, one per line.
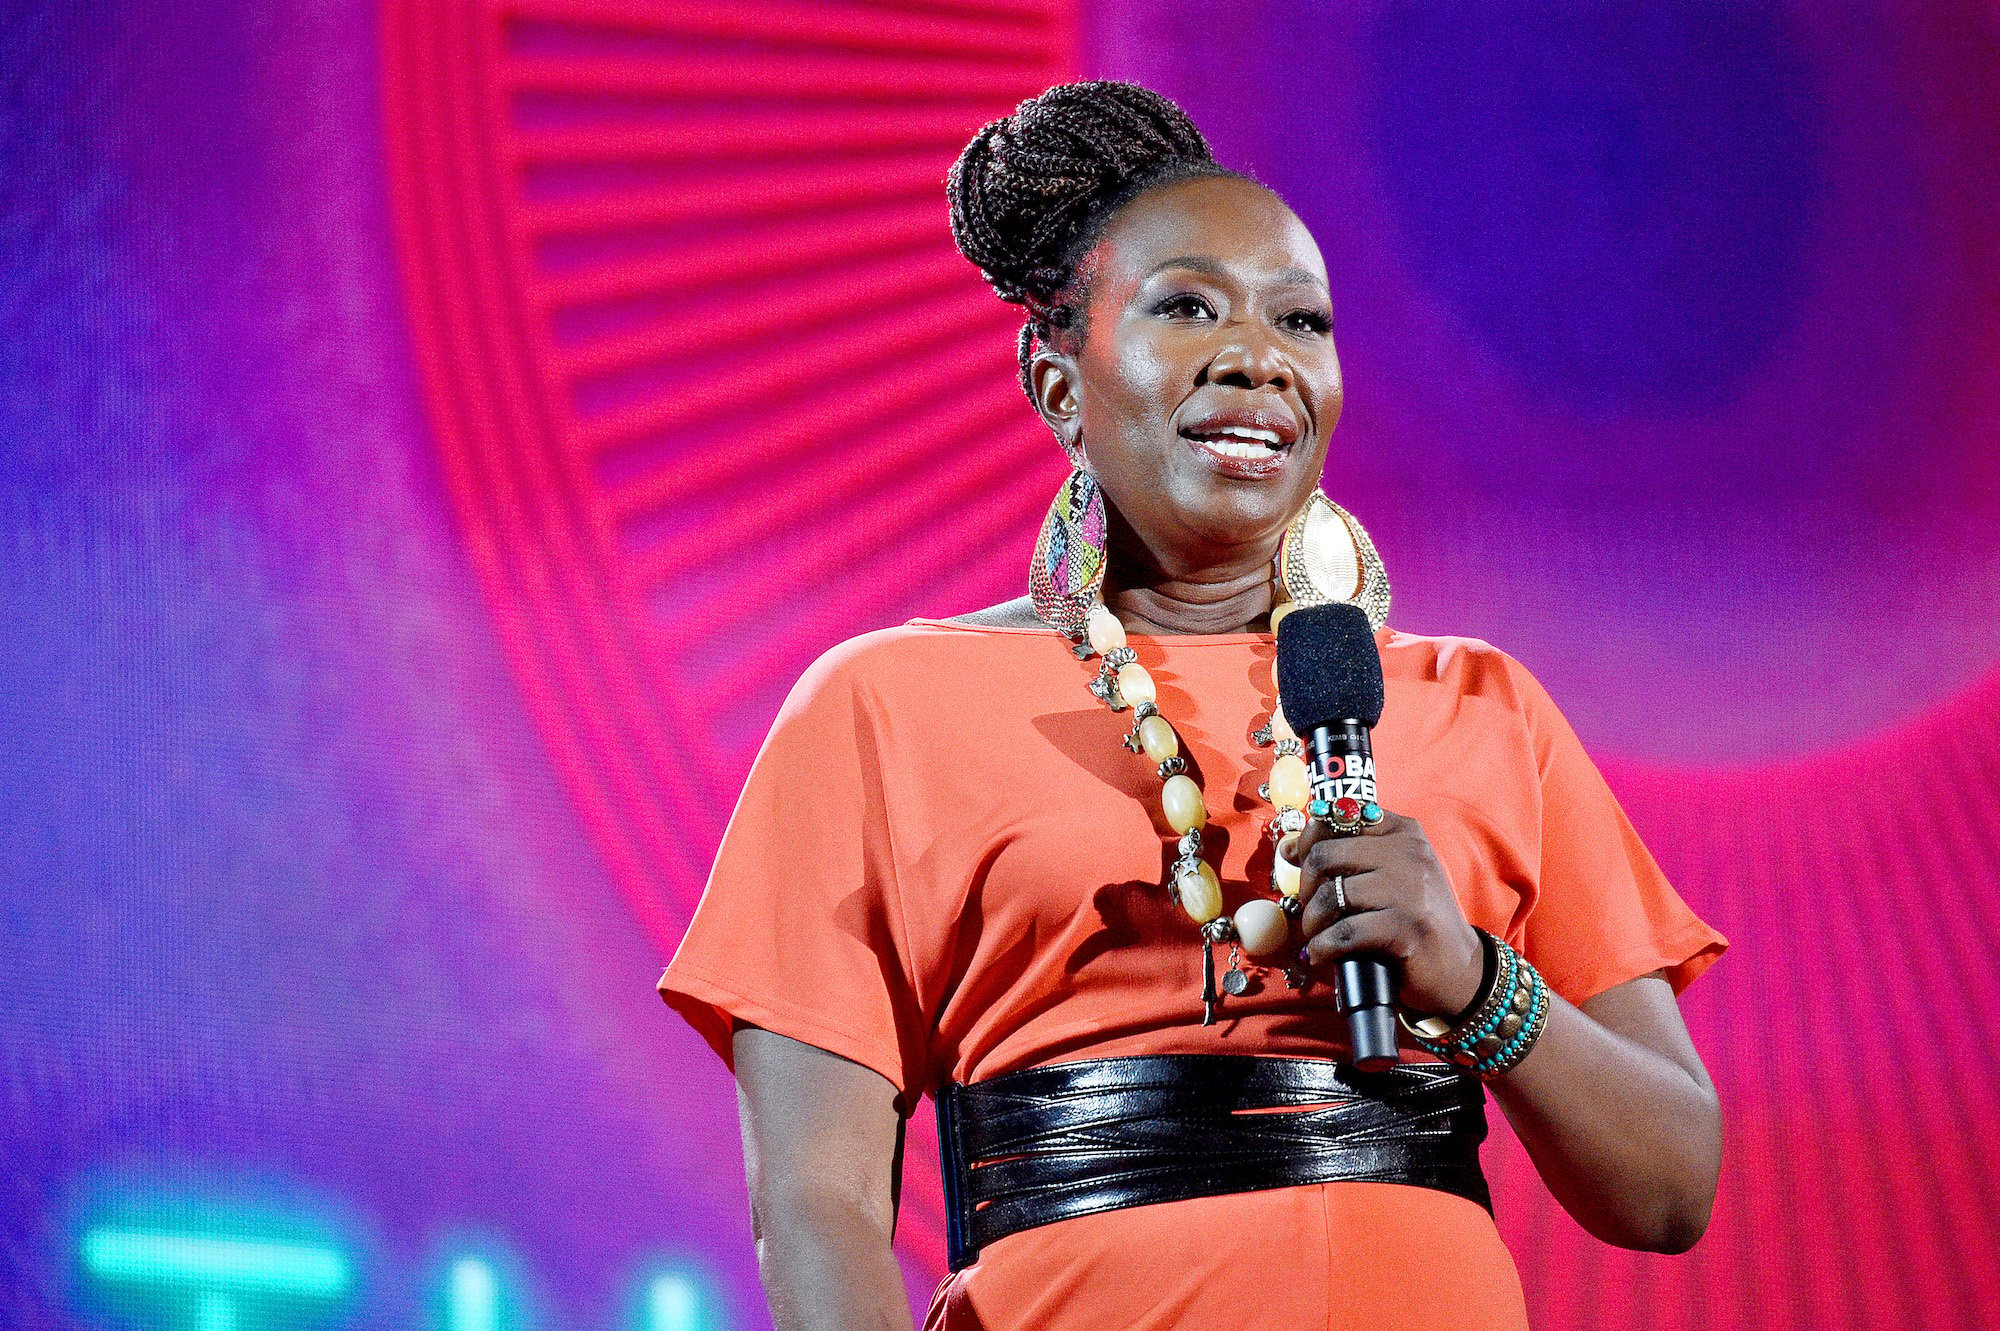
1143, 256, 1329, 292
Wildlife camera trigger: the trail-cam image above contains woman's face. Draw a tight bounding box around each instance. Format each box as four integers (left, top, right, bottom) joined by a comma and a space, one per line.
1041, 174, 1342, 571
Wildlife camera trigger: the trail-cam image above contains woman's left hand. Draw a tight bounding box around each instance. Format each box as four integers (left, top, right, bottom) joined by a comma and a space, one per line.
1293, 809, 1485, 1017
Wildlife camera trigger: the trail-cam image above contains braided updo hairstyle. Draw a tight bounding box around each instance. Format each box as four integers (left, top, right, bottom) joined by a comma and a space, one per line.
946, 81, 1243, 417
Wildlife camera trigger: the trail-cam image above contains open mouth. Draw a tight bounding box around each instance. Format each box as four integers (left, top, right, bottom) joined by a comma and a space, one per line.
1177, 420, 1298, 478
1180, 424, 1291, 460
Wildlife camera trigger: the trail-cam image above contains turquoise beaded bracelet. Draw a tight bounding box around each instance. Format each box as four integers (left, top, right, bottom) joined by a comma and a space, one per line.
1398, 929, 1549, 1081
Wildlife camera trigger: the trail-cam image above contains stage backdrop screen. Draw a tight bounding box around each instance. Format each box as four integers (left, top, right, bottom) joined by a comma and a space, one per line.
3, 2, 1996, 1329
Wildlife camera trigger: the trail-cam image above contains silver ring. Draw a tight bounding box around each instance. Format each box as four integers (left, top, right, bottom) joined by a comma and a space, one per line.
1331, 874, 1348, 914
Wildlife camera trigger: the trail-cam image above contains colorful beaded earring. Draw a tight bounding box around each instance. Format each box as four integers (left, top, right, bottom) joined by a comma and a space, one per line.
1029, 469, 1109, 641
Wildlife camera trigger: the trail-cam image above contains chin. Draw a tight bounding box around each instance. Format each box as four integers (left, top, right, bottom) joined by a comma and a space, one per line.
1175, 486, 1300, 549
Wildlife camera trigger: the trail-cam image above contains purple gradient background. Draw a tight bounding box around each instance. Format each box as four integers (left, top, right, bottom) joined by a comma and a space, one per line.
0, 2, 758, 1326
3, 3, 1997, 1330
1088, 1, 2000, 763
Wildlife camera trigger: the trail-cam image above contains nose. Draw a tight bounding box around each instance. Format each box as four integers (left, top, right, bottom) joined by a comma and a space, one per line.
1202, 324, 1291, 392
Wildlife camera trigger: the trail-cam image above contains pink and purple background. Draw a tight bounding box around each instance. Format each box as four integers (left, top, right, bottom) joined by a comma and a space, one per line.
5, 2, 1998, 1328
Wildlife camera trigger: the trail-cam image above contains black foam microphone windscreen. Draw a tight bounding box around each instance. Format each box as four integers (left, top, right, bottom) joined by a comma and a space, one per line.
1274, 602, 1383, 731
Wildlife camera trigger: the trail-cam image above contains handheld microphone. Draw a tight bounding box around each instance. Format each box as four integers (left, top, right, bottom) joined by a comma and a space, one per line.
1274, 602, 1399, 1071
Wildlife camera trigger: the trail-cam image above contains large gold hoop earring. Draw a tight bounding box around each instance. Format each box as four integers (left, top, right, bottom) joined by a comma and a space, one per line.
1029, 469, 1108, 639
1275, 492, 1392, 631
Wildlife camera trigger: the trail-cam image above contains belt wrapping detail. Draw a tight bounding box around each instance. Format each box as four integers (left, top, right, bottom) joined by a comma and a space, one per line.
937, 1054, 1490, 1270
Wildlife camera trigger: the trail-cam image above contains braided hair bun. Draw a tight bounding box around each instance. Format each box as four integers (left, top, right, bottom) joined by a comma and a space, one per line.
947, 81, 1236, 404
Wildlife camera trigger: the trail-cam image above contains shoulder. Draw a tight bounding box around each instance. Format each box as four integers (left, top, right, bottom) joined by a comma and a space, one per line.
1378, 626, 1559, 722
793, 624, 951, 695
1380, 627, 1527, 688
769, 619, 1075, 758
1378, 626, 1590, 772
789, 618, 1063, 707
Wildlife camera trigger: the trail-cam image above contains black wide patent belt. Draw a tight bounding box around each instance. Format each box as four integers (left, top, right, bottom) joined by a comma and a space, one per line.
935, 1053, 1490, 1270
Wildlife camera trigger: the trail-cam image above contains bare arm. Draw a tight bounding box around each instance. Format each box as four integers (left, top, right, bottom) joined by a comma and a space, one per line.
732, 1025, 916, 1331
1297, 812, 1721, 1252
1487, 971, 1718, 1251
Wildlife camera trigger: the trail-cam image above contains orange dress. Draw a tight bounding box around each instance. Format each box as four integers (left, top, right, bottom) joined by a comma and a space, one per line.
660, 620, 1726, 1331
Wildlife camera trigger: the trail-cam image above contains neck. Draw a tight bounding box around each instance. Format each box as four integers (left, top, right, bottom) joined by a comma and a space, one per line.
1105, 579, 1275, 636
1102, 533, 1279, 637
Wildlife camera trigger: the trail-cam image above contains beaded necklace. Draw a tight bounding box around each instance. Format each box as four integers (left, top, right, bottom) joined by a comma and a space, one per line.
1076, 600, 1320, 1022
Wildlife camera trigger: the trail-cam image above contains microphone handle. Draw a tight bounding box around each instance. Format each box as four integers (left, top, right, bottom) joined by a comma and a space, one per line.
1304, 720, 1400, 1072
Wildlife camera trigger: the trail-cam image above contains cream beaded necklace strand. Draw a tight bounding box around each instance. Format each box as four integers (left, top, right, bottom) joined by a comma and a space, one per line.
1078, 601, 1363, 1022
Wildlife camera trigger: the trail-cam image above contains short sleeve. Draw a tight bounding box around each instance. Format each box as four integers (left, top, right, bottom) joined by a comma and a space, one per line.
658, 639, 928, 1102
1507, 659, 1727, 1005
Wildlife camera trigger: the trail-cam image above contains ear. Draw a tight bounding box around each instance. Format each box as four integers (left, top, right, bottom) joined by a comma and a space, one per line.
1028, 348, 1085, 464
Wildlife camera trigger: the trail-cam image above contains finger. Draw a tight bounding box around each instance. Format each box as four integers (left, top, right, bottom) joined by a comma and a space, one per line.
1295, 833, 1392, 902
1300, 907, 1413, 969
1296, 861, 1404, 936
1293, 837, 1391, 935
1287, 804, 1406, 866
1287, 816, 1336, 866
1298, 867, 1362, 937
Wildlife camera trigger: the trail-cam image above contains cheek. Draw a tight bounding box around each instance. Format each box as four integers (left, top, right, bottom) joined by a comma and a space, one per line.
1106, 324, 1177, 405
1303, 347, 1344, 447
1078, 330, 1176, 446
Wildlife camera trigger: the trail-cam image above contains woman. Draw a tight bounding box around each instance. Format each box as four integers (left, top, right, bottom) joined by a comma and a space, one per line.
660, 81, 1725, 1331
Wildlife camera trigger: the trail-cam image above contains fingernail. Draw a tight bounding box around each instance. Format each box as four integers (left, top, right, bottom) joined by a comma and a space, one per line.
1297, 947, 1312, 966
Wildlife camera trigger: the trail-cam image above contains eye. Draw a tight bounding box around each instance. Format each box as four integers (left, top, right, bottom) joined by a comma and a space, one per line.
1154, 293, 1215, 321
1281, 308, 1333, 335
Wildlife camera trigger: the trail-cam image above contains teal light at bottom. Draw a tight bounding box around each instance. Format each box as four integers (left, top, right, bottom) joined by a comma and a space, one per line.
81, 1231, 350, 1295
641, 1267, 727, 1331
79, 1227, 351, 1331
73, 1196, 733, 1331
447, 1258, 500, 1331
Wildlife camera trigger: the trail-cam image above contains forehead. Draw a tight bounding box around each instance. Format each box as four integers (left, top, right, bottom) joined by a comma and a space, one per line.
1090, 175, 1326, 293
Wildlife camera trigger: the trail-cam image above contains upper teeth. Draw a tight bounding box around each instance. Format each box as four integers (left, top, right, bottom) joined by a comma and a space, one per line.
1205, 437, 1274, 460
1193, 424, 1284, 459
